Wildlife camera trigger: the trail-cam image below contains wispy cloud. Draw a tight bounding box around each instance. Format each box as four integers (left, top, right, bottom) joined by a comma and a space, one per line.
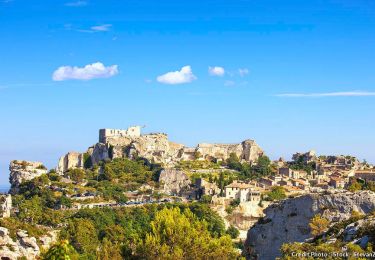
157, 66, 197, 85
1, 0, 13, 3
65, 1, 87, 7
224, 80, 235, 87
67, 24, 112, 33
91, 24, 112, 32
238, 68, 249, 77
276, 91, 375, 97
52, 62, 119, 81
208, 66, 225, 77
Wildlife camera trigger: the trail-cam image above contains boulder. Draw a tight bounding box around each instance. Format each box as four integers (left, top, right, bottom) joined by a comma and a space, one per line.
243, 191, 375, 260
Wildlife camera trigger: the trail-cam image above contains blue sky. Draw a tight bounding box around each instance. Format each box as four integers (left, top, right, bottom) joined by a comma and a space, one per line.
1, 0, 375, 185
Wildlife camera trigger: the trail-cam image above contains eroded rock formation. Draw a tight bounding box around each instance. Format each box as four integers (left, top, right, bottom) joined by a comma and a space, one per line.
57, 151, 84, 174
87, 127, 264, 168
9, 160, 47, 194
158, 168, 191, 195
0, 195, 12, 218
0, 228, 57, 260
243, 190, 375, 260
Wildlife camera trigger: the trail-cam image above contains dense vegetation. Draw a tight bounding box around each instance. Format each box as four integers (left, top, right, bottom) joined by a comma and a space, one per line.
225, 153, 274, 180
38, 203, 239, 259
348, 179, 375, 192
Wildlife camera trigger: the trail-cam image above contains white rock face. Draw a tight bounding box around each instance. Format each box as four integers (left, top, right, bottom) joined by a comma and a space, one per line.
0, 195, 12, 218
9, 160, 47, 194
0, 228, 56, 260
57, 151, 84, 174
243, 191, 375, 260
90, 128, 264, 167
158, 169, 191, 195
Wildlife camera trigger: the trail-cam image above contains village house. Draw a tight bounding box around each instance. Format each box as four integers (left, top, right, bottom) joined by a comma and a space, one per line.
355, 170, 375, 182
291, 178, 310, 190
224, 181, 261, 203
258, 177, 276, 188
195, 178, 220, 199
279, 167, 307, 179
329, 177, 346, 188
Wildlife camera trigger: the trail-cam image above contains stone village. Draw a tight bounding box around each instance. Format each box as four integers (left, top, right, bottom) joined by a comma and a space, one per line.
2, 126, 375, 249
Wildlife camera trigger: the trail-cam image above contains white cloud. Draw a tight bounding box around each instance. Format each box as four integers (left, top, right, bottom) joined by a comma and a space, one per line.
65, 1, 87, 7
276, 91, 375, 97
91, 24, 112, 32
52, 62, 119, 81
238, 68, 249, 77
157, 66, 197, 85
208, 66, 225, 76
224, 80, 235, 87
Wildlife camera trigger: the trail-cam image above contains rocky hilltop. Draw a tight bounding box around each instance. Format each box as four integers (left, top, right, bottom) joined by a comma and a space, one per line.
9, 160, 47, 194
57, 126, 264, 174
243, 190, 375, 260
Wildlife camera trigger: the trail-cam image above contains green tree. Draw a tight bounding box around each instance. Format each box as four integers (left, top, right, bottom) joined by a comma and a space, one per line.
200, 195, 212, 204
67, 168, 86, 183
68, 218, 100, 257
226, 225, 240, 239
96, 238, 123, 260
43, 240, 79, 260
309, 214, 330, 237
348, 179, 362, 192
135, 207, 238, 260
18, 196, 43, 224
266, 186, 286, 201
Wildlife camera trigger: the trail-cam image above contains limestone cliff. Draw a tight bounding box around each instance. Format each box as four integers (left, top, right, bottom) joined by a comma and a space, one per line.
57, 151, 84, 174
9, 161, 47, 194
158, 169, 191, 195
243, 191, 375, 260
88, 127, 264, 167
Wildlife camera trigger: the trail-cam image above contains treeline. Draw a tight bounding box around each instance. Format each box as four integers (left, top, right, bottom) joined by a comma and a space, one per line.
42, 203, 240, 259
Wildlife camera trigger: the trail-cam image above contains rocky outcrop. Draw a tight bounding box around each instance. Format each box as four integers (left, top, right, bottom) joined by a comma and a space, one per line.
90, 143, 110, 165
87, 127, 264, 167
0, 195, 12, 218
158, 169, 191, 195
126, 134, 184, 165
244, 191, 375, 260
196, 139, 263, 162
9, 160, 47, 194
56, 151, 84, 174
0, 228, 57, 260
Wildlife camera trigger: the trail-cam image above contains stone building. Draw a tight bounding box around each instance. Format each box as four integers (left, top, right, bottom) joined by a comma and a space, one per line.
355, 170, 375, 181
195, 178, 220, 199
99, 126, 141, 143
225, 181, 261, 203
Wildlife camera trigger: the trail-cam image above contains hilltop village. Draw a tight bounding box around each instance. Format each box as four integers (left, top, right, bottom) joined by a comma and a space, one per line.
1, 126, 375, 259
